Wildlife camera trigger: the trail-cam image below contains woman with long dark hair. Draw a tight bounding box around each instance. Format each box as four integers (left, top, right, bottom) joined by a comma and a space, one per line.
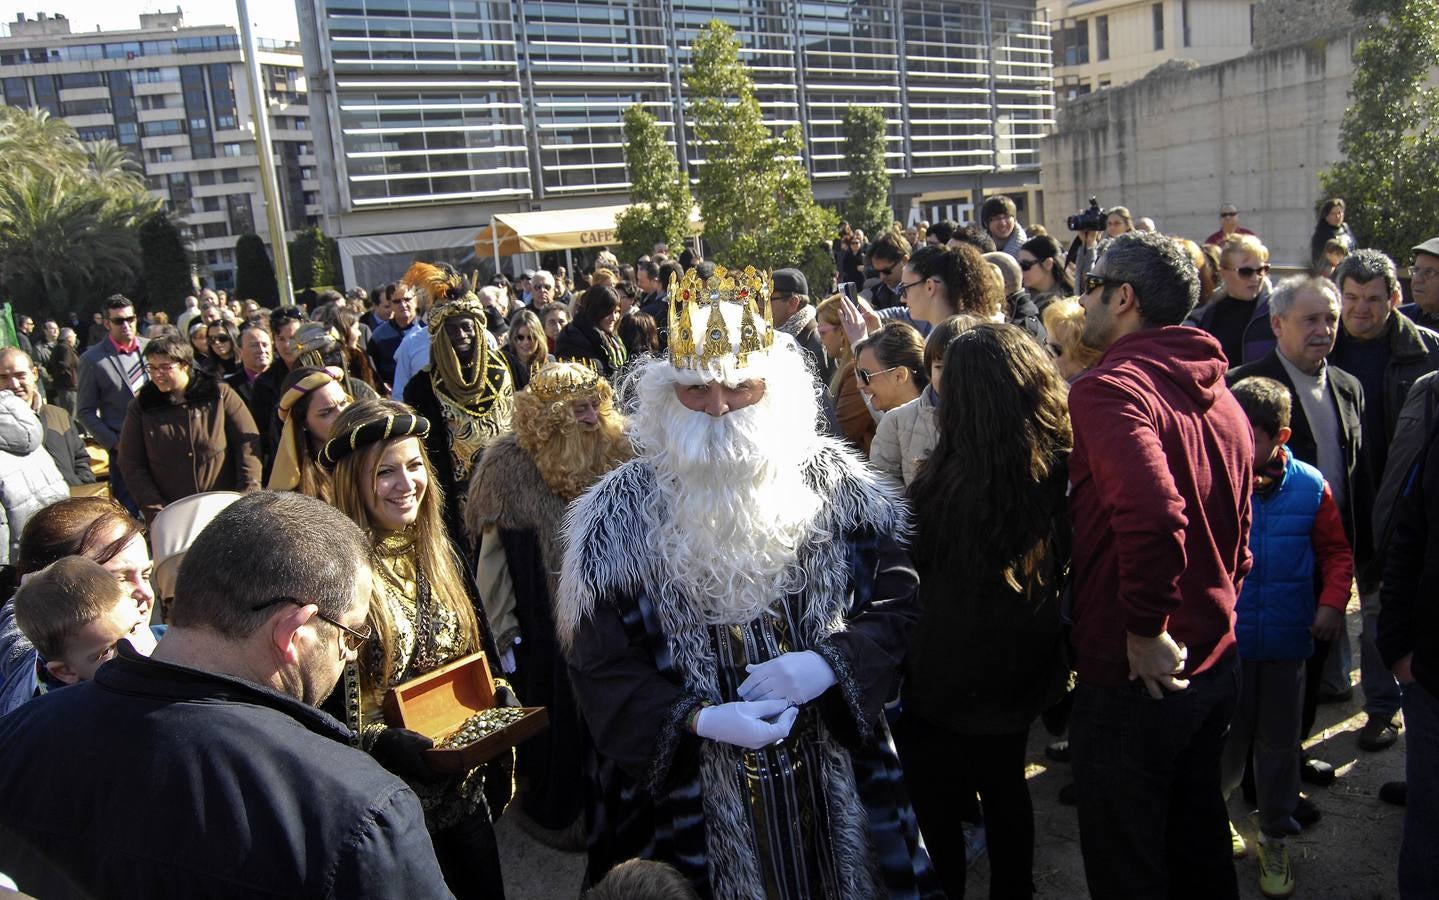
323, 398, 510, 899
552, 285, 627, 379
898, 323, 1073, 899
902, 244, 1005, 326
1309, 198, 1355, 275
204, 321, 241, 377
1018, 235, 1074, 312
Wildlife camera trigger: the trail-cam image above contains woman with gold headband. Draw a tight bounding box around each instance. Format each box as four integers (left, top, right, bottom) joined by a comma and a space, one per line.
320, 397, 511, 899
400, 262, 514, 555
265, 366, 351, 501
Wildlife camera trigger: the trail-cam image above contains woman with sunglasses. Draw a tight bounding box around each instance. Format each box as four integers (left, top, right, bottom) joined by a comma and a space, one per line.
117, 335, 262, 525
1018, 235, 1074, 313
504, 308, 551, 391
900, 244, 1007, 328
204, 321, 240, 378
321, 398, 510, 900
853, 321, 927, 426
816, 293, 878, 455
1183, 233, 1277, 367
900, 323, 1072, 899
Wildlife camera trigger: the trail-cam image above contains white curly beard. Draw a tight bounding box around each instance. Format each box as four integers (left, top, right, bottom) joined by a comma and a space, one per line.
625, 348, 826, 625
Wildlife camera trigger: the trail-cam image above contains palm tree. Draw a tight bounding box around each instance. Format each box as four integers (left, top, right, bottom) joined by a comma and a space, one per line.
0, 107, 86, 181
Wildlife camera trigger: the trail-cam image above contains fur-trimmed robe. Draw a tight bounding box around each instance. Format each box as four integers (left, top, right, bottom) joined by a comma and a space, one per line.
466, 434, 586, 830
557, 437, 942, 899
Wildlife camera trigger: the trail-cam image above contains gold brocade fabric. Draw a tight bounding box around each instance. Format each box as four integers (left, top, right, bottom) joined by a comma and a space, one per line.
435, 354, 513, 483
360, 529, 486, 829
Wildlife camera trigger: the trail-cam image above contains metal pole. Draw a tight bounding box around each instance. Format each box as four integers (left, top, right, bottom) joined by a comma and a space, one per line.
236, 0, 294, 305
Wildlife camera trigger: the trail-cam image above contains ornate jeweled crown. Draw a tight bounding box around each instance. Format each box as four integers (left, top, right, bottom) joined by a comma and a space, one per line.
528, 361, 605, 405
668, 265, 775, 372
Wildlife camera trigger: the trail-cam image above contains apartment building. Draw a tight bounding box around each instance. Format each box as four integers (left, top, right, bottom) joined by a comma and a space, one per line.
0, 10, 322, 291
1044, 0, 1253, 101
296, 0, 1055, 285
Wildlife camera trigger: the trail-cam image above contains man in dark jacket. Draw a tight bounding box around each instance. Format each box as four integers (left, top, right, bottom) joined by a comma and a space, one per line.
1228, 275, 1369, 789
1330, 249, 1439, 751
1379, 415, 1439, 895
1069, 232, 1251, 900
768, 268, 831, 381
984, 251, 1047, 345
76, 295, 148, 514
0, 492, 453, 899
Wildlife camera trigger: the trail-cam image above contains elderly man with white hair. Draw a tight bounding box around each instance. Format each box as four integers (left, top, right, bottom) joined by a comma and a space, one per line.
557, 264, 941, 899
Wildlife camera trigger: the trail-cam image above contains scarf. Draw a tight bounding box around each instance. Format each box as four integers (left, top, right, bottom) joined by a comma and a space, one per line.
268, 367, 346, 492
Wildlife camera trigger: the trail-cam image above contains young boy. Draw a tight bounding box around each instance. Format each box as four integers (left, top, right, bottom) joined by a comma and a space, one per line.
1222, 377, 1354, 898
11, 555, 157, 693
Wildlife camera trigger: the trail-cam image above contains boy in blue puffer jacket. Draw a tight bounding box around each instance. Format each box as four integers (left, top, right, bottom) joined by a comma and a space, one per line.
1222, 377, 1354, 898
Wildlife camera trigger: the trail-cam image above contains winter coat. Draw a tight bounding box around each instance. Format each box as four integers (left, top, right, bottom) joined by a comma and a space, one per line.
117, 370, 262, 524
1380, 412, 1439, 697
1236, 450, 1353, 662
830, 360, 877, 457
552, 321, 627, 380
0, 644, 453, 898
0, 391, 69, 565
1333, 313, 1439, 473
38, 403, 95, 487
1310, 222, 1355, 273
1067, 326, 1254, 687
1185, 282, 1277, 368
869, 385, 939, 486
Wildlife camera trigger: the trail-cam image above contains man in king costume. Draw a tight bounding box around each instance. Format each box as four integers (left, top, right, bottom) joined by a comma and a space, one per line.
465, 361, 631, 846
402, 262, 515, 549
556, 265, 941, 899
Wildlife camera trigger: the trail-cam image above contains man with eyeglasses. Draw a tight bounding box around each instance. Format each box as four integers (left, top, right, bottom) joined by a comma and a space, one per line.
860, 231, 911, 311
1068, 232, 1252, 900
1400, 237, 1439, 331
1186, 234, 1277, 368
76, 294, 149, 516
0, 492, 452, 898
1204, 203, 1258, 247
1329, 249, 1439, 755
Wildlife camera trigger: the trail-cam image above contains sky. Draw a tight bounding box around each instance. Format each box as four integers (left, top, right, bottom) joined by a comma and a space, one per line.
3, 0, 302, 41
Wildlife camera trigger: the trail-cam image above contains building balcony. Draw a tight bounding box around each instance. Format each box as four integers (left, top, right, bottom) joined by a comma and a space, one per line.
140, 133, 188, 149
64, 113, 114, 128
136, 107, 185, 123
58, 86, 109, 102
133, 80, 182, 96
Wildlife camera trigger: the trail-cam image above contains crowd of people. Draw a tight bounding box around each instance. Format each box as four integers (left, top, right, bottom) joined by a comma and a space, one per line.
0, 195, 1434, 900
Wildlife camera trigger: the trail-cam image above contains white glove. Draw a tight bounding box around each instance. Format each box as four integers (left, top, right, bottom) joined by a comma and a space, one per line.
737, 651, 837, 705
500, 648, 516, 674
694, 700, 799, 750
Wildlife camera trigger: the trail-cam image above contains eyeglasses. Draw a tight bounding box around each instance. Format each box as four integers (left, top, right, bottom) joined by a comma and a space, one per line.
145, 361, 183, 375
1412, 263, 1439, 280
897, 278, 929, 296
251, 597, 373, 655
1220, 211, 1239, 218
1223, 265, 1271, 278
210, 335, 232, 344
109, 315, 137, 325
855, 365, 903, 385
1018, 258, 1040, 271
873, 260, 902, 277
1084, 273, 1127, 294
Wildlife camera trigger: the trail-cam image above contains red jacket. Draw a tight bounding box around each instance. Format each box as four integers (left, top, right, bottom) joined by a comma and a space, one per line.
1068, 326, 1254, 687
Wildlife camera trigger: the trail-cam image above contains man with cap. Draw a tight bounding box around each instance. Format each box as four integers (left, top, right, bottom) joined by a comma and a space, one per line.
401, 262, 515, 552
557, 264, 939, 898
768, 267, 830, 382
1401, 237, 1439, 331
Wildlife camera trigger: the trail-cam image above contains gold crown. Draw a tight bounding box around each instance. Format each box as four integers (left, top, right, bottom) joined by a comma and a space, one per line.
528, 361, 605, 405
668, 265, 774, 371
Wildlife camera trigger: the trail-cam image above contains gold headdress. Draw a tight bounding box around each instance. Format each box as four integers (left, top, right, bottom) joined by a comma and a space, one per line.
667, 265, 775, 373
528, 361, 605, 406
402, 262, 488, 333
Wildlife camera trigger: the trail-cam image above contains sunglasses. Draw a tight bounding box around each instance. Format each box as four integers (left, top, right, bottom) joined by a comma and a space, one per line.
109, 315, 137, 325
1018, 258, 1041, 271
210, 335, 232, 344
873, 260, 902, 277
1084, 273, 1126, 293
251, 597, 373, 654
1220, 211, 1239, 218
1223, 265, 1271, 278
855, 365, 902, 385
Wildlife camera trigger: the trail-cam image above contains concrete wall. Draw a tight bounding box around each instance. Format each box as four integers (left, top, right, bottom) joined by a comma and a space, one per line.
1039, 30, 1358, 266
1253, 0, 1356, 50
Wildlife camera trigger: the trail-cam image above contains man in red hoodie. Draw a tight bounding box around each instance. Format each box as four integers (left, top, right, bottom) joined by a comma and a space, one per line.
1068, 231, 1254, 900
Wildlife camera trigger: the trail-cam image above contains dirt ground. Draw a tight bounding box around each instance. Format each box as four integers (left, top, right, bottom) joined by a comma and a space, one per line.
498, 603, 1407, 898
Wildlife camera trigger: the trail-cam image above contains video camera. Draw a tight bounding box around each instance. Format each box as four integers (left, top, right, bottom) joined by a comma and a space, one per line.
1067, 197, 1107, 232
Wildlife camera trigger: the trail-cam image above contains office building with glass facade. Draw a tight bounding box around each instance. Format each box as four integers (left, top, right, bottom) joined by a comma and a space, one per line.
296, 0, 1054, 285
0, 11, 320, 292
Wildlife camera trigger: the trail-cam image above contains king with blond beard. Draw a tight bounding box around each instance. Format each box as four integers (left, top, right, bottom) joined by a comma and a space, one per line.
464, 361, 630, 847
557, 266, 941, 899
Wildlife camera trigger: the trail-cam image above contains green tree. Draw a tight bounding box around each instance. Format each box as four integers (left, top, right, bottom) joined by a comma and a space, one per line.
137, 212, 193, 313
235, 233, 280, 305
684, 20, 837, 291
289, 226, 340, 292
1320, 0, 1439, 261
0, 108, 157, 320
615, 105, 694, 264
841, 105, 892, 239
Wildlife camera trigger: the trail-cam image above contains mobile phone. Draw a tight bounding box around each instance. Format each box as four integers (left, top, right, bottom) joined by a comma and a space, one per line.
838, 281, 858, 302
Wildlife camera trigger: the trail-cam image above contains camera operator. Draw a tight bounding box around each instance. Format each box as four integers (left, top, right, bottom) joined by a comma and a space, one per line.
1066, 197, 1110, 288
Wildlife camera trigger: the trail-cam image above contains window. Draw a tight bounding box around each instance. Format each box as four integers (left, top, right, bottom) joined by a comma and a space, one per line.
222, 168, 242, 183
1153, 3, 1165, 50
221, 143, 243, 157
202, 197, 221, 212
1182, 0, 1192, 47
142, 119, 186, 137
1058, 19, 1090, 66
1096, 16, 1109, 61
